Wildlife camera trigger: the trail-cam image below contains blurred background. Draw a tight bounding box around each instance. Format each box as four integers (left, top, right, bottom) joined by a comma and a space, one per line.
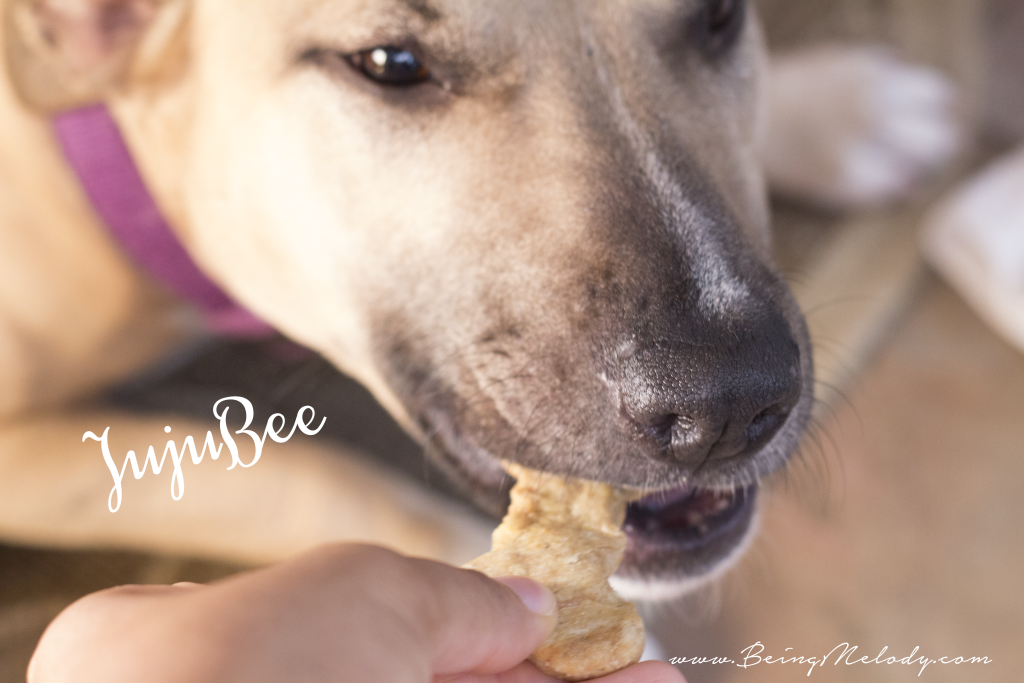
1, 0, 1022, 681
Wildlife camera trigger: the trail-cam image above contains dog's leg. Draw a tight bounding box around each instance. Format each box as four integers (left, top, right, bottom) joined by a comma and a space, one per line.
0, 409, 492, 566
761, 46, 961, 209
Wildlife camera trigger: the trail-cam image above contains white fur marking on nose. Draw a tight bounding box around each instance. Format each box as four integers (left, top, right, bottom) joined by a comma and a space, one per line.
585, 33, 751, 315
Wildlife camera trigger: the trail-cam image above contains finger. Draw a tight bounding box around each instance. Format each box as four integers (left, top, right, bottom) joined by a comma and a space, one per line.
399, 559, 558, 675
591, 661, 687, 683
436, 659, 560, 683
273, 546, 558, 676
29, 585, 198, 683
169, 544, 556, 682
437, 658, 687, 683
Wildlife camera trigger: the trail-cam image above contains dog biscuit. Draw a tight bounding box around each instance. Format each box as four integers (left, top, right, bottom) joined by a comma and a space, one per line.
465, 463, 644, 681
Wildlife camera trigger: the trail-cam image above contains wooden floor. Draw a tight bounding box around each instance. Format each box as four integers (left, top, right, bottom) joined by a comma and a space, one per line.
650, 275, 1024, 683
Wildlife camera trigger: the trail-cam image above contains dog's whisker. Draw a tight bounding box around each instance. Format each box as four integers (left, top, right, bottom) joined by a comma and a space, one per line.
511, 396, 549, 463
561, 428, 584, 482
812, 380, 860, 432
800, 294, 879, 319
774, 415, 844, 513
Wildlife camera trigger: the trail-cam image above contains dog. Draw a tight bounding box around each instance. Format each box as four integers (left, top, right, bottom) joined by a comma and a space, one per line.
0, 0, 958, 601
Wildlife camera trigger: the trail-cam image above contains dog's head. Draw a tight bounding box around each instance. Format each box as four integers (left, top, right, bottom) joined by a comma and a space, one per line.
8, 0, 811, 599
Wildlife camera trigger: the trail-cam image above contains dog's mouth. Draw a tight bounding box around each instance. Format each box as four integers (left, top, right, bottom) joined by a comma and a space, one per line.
418, 402, 763, 596
618, 482, 757, 587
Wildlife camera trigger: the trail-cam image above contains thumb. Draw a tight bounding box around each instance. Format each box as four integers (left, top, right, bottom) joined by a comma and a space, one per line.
401, 560, 558, 676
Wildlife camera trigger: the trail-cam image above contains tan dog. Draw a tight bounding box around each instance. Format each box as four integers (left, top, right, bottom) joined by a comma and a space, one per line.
0, 0, 957, 599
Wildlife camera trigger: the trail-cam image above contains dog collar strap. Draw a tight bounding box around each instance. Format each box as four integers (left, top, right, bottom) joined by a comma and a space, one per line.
52, 104, 274, 338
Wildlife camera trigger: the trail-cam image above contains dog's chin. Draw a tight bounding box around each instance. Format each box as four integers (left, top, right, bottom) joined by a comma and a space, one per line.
612, 483, 760, 602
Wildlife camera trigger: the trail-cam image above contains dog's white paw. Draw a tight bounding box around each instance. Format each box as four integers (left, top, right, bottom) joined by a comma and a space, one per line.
762, 45, 961, 209
922, 146, 1024, 352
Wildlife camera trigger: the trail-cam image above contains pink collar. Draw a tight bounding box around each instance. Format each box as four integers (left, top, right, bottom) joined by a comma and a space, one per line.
53, 104, 274, 338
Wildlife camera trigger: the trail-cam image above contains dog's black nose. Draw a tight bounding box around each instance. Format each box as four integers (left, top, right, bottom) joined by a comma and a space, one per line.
618, 310, 802, 468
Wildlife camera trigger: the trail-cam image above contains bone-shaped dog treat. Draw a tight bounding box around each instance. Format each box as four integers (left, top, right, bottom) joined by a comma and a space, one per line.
465, 463, 644, 681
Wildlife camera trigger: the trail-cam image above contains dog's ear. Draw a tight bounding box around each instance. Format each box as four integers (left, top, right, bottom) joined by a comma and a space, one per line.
4, 0, 185, 111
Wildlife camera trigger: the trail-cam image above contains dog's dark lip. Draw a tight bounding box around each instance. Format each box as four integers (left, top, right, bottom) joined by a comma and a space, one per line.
619, 482, 757, 571
417, 401, 762, 572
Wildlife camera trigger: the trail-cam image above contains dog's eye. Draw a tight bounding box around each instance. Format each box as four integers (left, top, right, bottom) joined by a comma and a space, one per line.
348, 46, 431, 85
697, 0, 746, 57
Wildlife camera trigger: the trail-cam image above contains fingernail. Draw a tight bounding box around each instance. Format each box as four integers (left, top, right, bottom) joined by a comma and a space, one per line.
495, 576, 557, 617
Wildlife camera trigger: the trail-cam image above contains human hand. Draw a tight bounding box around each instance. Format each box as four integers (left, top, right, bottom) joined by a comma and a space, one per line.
29, 543, 685, 683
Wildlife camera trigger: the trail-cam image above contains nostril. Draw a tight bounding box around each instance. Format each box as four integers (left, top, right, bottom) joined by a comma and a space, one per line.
742, 404, 790, 451
622, 408, 701, 447
640, 413, 680, 443
623, 405, 714, 460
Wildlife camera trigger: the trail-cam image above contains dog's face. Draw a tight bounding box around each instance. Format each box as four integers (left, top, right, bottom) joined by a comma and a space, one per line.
10, 0, 812, 598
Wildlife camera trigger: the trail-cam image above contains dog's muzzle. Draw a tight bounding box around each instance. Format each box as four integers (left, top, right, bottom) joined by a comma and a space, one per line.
600, 295, 808, 599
